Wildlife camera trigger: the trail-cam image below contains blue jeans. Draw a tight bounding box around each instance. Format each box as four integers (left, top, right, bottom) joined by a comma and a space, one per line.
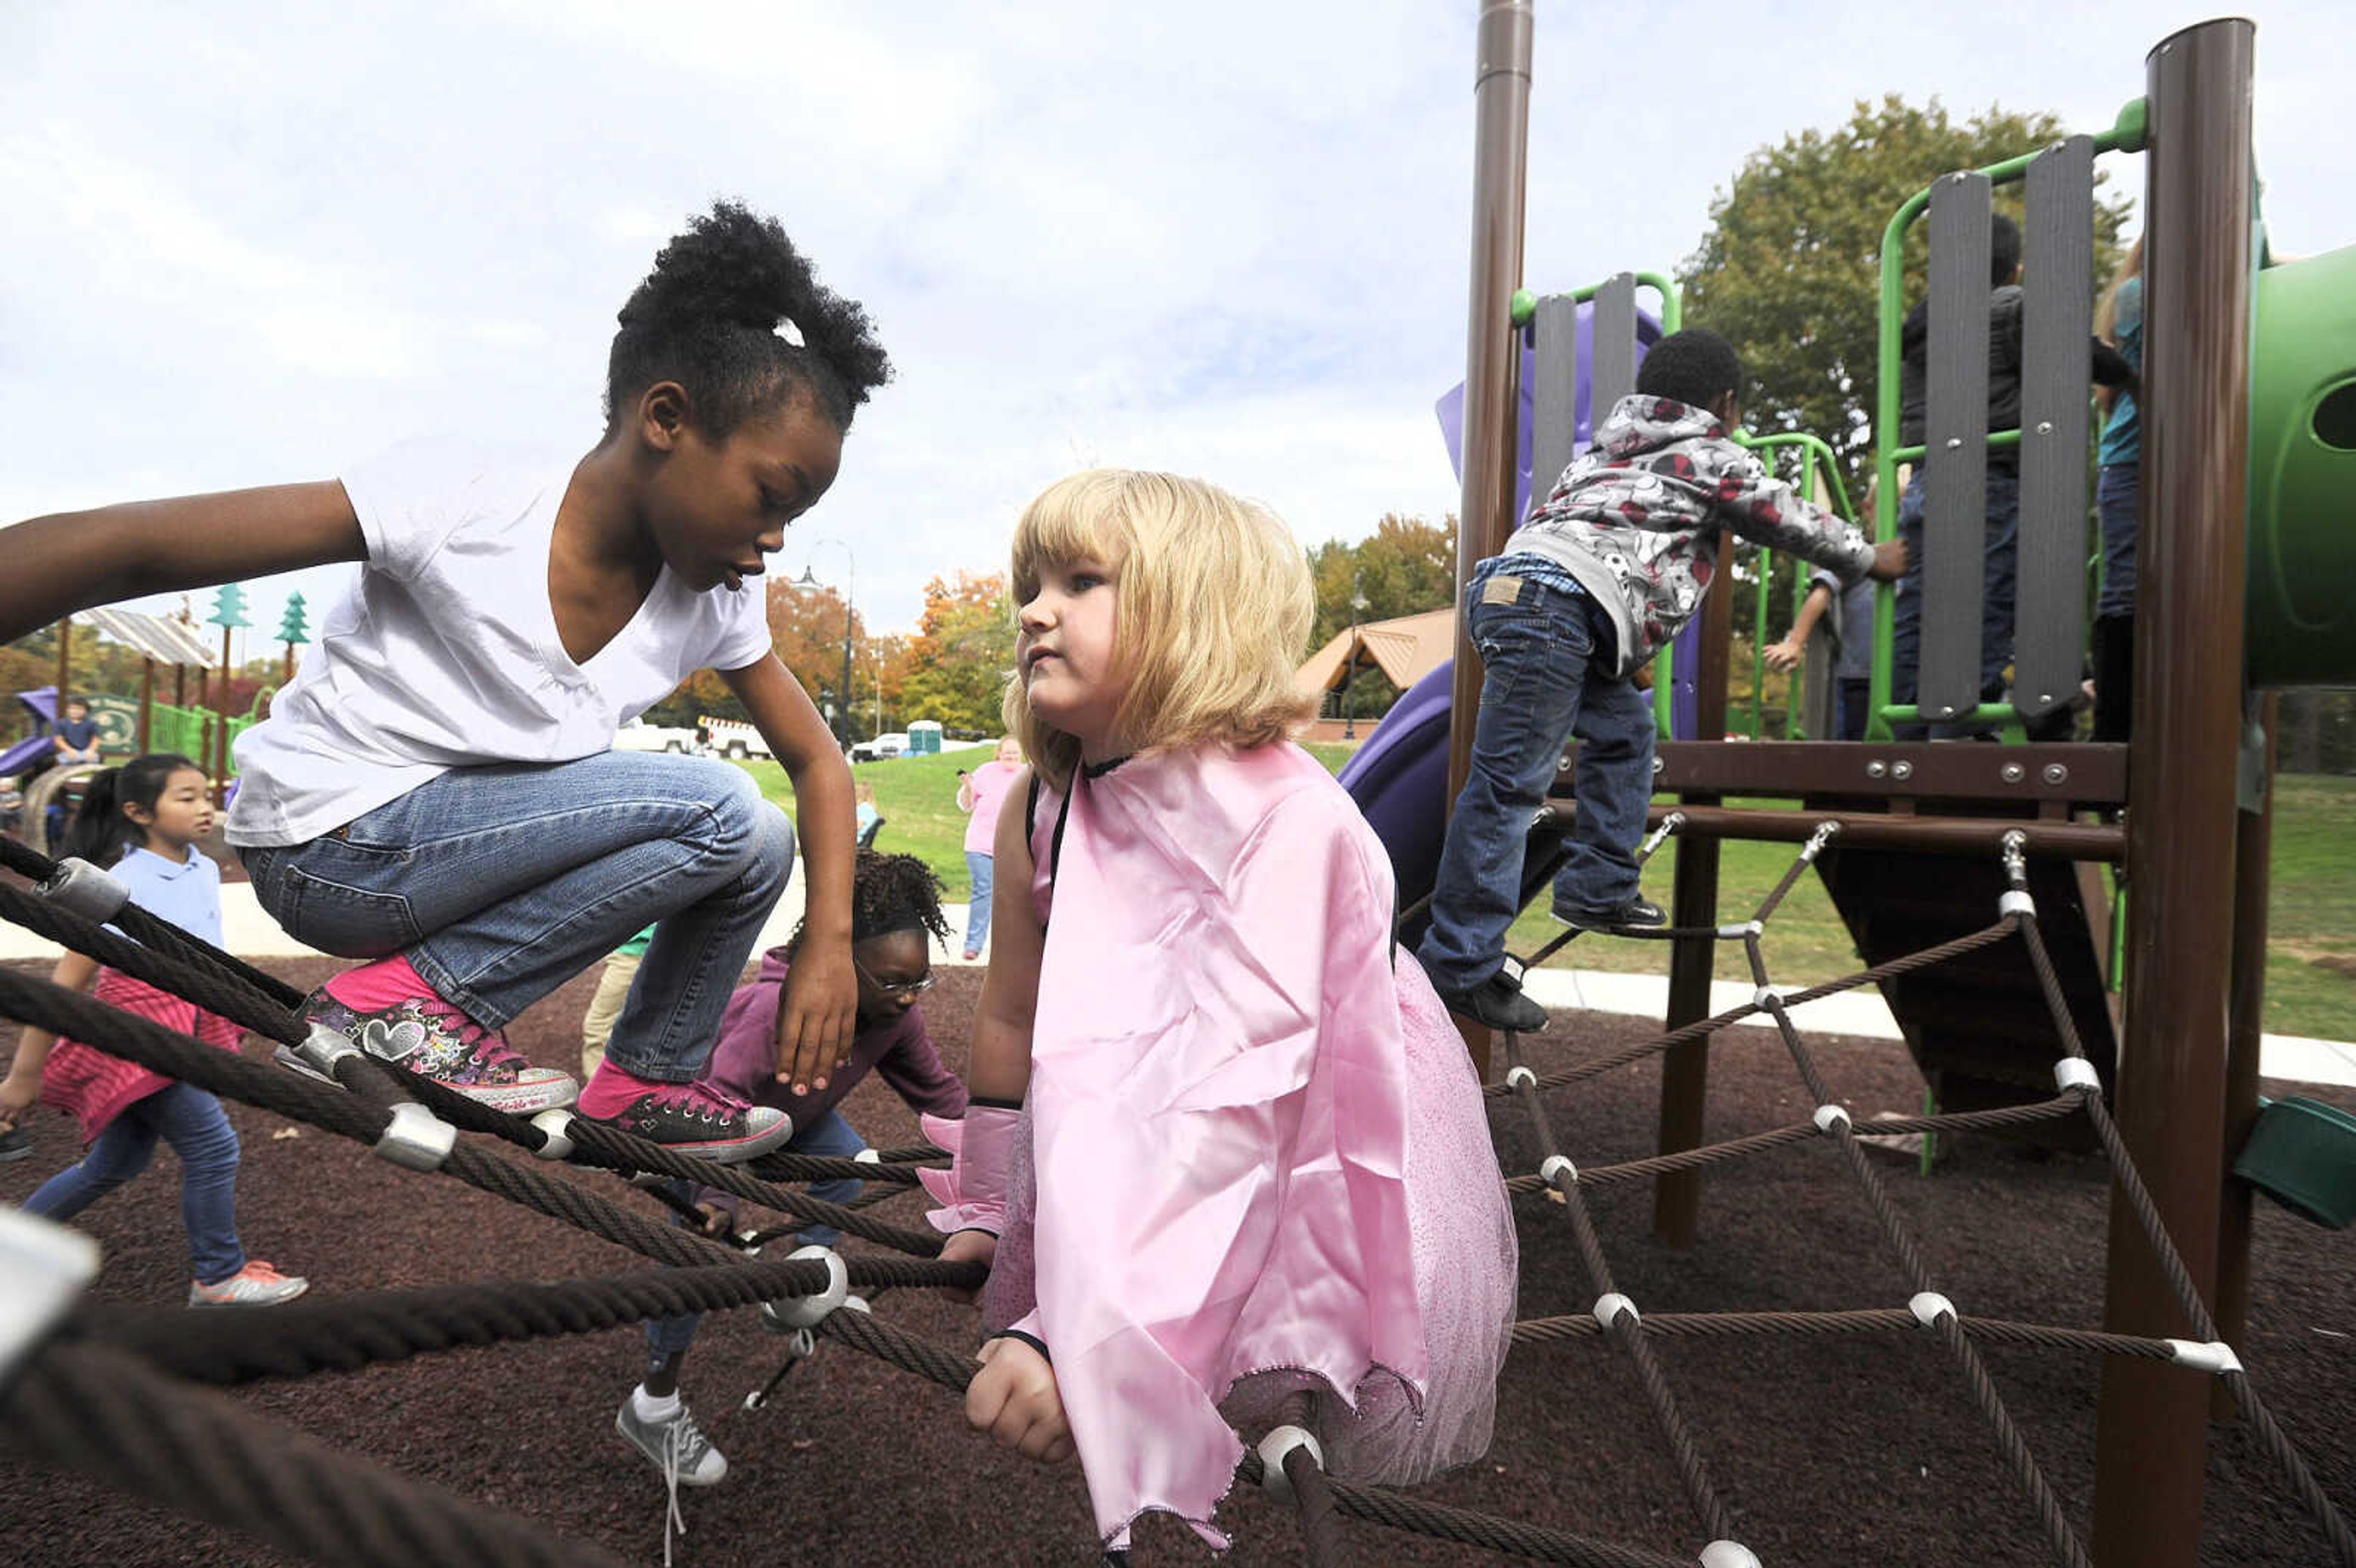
1417, 563, 1656, 994
2095, 463, 2139, 619
963, 851, 995, 956
644, 1107, 869, 1366
25, 1083, 245, 1285
1891, 466, 2022, 735
241, 752, 794, 1085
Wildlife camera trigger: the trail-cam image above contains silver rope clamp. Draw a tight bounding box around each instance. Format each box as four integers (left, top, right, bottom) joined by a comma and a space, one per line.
1813, 1104, 1852, 1134
530, 1109, 577, 1162
2000, 830, 2029, 886
1639, 813, 1684, 858
0, 1209, 101, 1389
1539, 1154, 1577, 1188
1700, 1541, 1763, 1568
852, 1147, 880, 1164
1593, 1292, 1640, 1331
761, 1245, 850, 1331
37, 857, 130, 924
1999, 889, 2036, 918
1754, 986, 1777, 1010
1908, 1291, 1957, 1329
2164, 1339, 2243, 1376
1505, 1065, 1538, 1091
2053, 1058, 2100, 1096
1257, 1424, 1325, 1505
283, 1022, 364, 1084
1800, 820, 1841, 861
373, 1101, 458, 1172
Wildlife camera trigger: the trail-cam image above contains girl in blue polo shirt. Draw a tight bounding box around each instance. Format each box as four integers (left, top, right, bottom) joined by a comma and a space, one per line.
0, 753, 309, 1304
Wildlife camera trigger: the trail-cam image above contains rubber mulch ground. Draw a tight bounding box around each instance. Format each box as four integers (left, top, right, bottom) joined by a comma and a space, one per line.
2, 955, 2350, 1567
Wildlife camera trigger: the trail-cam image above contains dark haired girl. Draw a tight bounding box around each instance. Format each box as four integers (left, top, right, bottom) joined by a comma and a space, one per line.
0, 755, 307, 1304
0, 202, 891, 1161
614, 848, 966, 1510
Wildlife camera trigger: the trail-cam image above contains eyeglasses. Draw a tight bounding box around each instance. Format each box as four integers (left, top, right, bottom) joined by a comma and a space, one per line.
852, 955, 936, 999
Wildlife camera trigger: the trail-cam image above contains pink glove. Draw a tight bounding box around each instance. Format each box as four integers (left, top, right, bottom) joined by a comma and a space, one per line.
919, 1105, 1020, 1237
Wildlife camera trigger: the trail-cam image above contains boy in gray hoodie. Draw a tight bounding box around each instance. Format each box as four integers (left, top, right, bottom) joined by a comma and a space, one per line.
1419, 329, 1906, 1032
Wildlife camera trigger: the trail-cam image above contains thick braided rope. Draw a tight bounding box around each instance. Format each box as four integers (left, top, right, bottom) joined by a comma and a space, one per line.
2, 1339, 628, 1568
74, 1255, 983, 1385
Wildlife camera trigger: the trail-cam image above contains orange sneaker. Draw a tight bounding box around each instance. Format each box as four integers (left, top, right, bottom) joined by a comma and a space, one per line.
190, 1259, 310, 1306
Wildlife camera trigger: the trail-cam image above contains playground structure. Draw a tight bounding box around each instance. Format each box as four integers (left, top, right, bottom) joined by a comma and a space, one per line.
1438, 8, 2352, 1567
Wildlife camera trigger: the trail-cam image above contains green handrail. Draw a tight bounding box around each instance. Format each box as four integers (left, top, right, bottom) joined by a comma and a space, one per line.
1868, 97, 2147, 738
1731, 431, 1860, 740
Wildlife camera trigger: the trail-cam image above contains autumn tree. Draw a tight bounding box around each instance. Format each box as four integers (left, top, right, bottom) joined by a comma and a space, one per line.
1678, 94, 2130, 499
891, 572, 1016, 737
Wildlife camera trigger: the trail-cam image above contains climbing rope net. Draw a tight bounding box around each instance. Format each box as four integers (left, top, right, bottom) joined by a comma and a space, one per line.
0, 821, 2348, 1568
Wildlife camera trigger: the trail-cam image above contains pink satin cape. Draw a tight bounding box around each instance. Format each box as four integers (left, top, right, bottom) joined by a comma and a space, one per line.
996, 742, 1513, 1550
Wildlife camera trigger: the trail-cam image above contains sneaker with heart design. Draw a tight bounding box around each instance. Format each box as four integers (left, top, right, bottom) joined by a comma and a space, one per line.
282, 986, 579, 1115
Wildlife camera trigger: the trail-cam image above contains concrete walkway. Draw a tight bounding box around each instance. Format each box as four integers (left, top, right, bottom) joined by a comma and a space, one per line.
6, 880, 2350, 1090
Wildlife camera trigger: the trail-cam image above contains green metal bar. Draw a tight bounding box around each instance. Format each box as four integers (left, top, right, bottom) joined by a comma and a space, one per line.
1869, 97, 2146, 742
1512, 269, 1684, 329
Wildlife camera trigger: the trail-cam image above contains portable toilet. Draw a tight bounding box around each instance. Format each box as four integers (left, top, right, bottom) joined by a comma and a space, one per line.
907, 720, 943, 756
2247, 244, 2356, 687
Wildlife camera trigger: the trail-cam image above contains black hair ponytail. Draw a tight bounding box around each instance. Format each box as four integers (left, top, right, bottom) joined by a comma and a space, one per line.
604, 201, 892, 440
785, 848, 951, 958
58, 752, 202, 867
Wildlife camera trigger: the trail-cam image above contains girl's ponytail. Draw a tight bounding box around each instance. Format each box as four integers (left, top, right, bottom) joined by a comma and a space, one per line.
604, 201, 891, 439
59, 767, 129, 866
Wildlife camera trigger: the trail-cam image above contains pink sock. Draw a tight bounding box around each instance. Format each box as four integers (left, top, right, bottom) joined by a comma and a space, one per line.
323, 955, 448, 1015
577, 1060, 666, 1118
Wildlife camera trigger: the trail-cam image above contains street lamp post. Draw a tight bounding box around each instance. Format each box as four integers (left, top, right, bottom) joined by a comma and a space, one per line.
795, 539, 857, 749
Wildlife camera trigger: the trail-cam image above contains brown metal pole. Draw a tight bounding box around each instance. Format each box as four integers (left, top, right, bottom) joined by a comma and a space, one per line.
216, 625, 233, 808
53, 613, 71, 709
2090, 20, 2255, 1568
137, 656, 154, 754
2213, 693, 2274, 1421
1443, 0, 1534, 1078
1655, 582, 1732, 1244
1634, 802, 2125, 861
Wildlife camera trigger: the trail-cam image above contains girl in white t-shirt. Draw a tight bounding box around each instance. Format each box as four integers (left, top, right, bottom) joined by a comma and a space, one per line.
1, 203, 884, 1163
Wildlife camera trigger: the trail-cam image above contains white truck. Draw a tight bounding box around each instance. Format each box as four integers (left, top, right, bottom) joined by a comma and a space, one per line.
614, 717, 701, 754
701, 715, 774, 762
850, 731, 909, 763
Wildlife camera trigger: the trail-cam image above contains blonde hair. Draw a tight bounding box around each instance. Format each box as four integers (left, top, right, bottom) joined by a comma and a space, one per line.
2096, 235, 2144, 344
1004, 469, 1317, 788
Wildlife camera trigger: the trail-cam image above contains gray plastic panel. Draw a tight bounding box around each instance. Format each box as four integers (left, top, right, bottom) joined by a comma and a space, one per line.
1528, 294, 1581, 518
2015, 136, 2096, 720
1920, 173, 1994, 721
1592, 273, 1638, 429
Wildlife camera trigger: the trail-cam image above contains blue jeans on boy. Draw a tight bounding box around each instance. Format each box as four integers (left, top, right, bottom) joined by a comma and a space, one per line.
963, 851, 995, 956
1417, 559, 1655, 995
24, 1082, 244, 1286
240, 752, 793, 1086
1890, 466, 2021, 736
643, 1108, 869, 1367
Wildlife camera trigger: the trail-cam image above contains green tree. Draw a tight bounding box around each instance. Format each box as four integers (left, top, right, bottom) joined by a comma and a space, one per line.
892, 572, 1016, 737
1306, 513, 1457, 649
1679, 94, 2130, 499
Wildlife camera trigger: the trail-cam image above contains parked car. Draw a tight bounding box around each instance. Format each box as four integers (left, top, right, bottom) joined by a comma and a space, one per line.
701, 716, 774, 762
850, 731, 909, 763
614, 717, 699, 754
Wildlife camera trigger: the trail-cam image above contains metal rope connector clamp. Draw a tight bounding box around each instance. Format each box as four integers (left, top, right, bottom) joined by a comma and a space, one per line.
1700, 1542, 1763, 1568
1255, 1424, 1325, 1505
1539, 1154, 1576, 1188
1813, 1104, 1852, 1134
529, 1110, 577, 1162
2164, 1339, 2244, 1377
0, 1209, 101, 1391
1504, 1065, 1538, 1091
1800, 820, 1841, 861
373, 1101, 458, 1173
852, 1148, 880, 1164
1593, 1292, 1639, 1331
1908, 1291, 1956, 1329
2053, 1058, 2100, 1096
761, 1245, 850, 1331
283, 1022, 363, 1085
1999, 890, 2036, 918
38, 858, 130, 924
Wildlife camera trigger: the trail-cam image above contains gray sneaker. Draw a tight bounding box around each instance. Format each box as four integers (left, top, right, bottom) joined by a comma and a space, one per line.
617, 1393, 728, 1488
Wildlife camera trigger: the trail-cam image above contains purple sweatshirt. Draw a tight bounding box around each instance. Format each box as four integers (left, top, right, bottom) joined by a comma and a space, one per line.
701, 948, 969, 1126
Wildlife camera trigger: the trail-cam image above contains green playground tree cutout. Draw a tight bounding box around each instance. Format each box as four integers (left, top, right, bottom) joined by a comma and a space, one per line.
1679, 94, 2130, 498
208, 583, 251, 630
275, 591, 309, 647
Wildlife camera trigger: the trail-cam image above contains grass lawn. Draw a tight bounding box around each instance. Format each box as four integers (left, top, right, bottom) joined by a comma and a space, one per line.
736, 751, 2356, 1041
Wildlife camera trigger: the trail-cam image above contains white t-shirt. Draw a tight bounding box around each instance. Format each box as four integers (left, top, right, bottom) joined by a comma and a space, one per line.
226, 439, 774, 847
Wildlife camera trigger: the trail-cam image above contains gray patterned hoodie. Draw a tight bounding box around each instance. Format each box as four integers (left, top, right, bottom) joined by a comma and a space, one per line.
1500, 394, 1876, 677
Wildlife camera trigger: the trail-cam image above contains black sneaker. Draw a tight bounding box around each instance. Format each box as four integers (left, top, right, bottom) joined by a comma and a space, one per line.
1433, 972, 1549, 1034
1550, 896, 1667, 931
0, 1124, 34, 1163
586, 1077, 794, 1164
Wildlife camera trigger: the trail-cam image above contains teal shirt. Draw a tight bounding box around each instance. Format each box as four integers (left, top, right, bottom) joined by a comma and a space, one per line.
2097, 276, 2142, 468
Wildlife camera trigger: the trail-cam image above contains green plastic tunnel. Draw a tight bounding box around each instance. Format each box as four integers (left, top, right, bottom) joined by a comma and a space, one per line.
2247, 244, 2356, 686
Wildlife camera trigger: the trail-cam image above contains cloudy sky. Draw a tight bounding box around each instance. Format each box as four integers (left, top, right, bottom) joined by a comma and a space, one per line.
4, 1, 2347, 648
